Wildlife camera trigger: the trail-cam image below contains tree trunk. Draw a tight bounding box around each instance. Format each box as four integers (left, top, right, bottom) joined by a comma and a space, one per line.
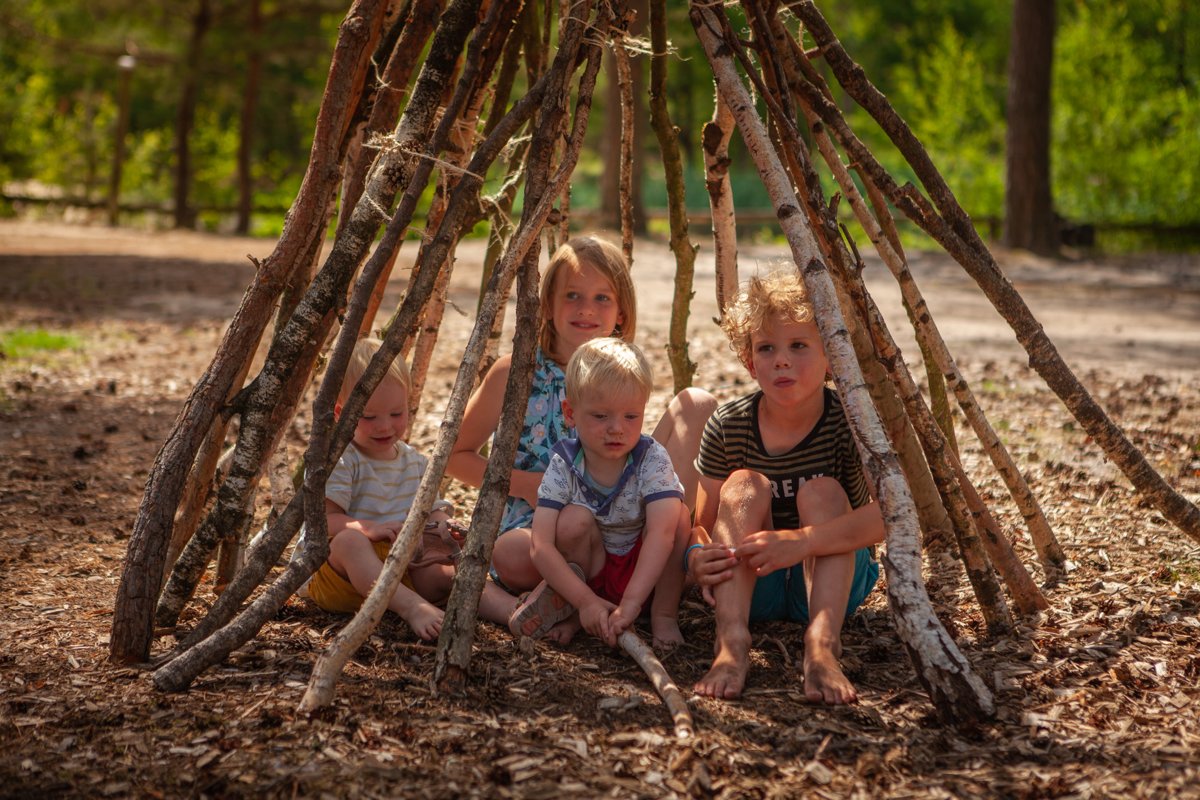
235, 0, 263, 235
1003, 0, 1057, 256
173, 0, 212, 230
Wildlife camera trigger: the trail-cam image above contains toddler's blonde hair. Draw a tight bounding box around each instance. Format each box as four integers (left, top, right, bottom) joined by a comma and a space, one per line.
337, 337, 411, 406
721, 271, 815, 366
539, 236, 637, 357
565, 337, 653, 405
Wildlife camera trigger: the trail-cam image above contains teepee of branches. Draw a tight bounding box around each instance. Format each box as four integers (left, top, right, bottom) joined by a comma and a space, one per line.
110, 0, 1199, 730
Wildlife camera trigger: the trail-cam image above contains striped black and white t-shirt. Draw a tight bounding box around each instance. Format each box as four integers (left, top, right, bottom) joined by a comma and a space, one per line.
695, 388, 870, 529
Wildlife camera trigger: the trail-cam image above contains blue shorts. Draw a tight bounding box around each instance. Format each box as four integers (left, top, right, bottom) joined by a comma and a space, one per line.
748, 547, 878, 623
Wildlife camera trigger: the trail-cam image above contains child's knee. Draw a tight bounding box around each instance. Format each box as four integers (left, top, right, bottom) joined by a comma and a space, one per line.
795, 477, 850, 521
673, 386, 718, 422
720, 469, 771, 503
555, 504, 599, 548
329, 528, 368, 558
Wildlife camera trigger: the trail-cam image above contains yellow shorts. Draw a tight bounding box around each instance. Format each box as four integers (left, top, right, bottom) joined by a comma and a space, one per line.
308, 539, 416, 613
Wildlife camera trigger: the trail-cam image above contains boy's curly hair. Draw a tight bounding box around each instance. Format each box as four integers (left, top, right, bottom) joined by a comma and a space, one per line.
539, 236, 637, 357
565, 337, 653, 405
721, 271, 815, 366
338, 337, 411, 406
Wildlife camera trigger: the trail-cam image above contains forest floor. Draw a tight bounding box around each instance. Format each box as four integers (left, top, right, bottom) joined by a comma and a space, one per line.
1, 218, 1199, 799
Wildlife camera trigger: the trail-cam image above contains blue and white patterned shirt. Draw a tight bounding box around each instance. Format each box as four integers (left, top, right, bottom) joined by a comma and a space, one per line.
537, 436, 684, 556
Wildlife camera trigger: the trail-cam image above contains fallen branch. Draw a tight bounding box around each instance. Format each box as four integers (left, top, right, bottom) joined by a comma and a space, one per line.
618, 631, 693, 740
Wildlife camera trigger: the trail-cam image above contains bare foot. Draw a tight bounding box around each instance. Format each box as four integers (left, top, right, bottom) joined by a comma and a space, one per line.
402, 602, 444, 641
543, 616, 582, 646
651, 615, 684, 651
803, 648, 857, 704
694, 628, 751, 698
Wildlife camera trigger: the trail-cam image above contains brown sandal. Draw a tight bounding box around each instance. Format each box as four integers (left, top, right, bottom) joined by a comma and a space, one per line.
508, 563, 585, 639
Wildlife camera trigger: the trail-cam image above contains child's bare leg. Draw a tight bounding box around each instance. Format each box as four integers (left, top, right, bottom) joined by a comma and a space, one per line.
477, 578, 520, 626
649, 504, 691, 649
554, 505, 607, 576
652, 387, 718, 509
695, 470, 771, 698
492, 527, 541, 592
528, 506, 605, 646
408, 562, 454, 604
795, 477, 858, 704
329, 530, 443, 640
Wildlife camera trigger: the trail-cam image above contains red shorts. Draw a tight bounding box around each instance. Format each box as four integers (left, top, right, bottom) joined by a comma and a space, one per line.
587, 536, 649, 613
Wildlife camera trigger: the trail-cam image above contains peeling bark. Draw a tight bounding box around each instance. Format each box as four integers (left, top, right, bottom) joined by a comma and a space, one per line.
703, 88, 737, 320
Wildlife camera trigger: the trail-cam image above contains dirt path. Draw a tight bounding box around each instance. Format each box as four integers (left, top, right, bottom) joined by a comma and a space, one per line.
1, 220, 1199, 798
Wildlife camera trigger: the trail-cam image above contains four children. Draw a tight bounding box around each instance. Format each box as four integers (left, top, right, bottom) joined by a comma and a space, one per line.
307, 248, 879, 707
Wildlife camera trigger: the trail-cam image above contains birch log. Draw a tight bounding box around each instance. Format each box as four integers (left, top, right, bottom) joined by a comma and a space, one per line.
791, 0, 1200, 544
692, 0, 993, 724
779, 32, 1066, 579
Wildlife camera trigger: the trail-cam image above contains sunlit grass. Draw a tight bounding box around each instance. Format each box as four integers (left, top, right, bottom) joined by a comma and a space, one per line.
0, 328, 83, 360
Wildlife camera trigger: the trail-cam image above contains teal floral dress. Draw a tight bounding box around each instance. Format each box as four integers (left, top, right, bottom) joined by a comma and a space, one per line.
498, 348, 573, 533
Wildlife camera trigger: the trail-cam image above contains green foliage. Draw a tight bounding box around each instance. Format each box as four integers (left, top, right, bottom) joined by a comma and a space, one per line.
1053, 0, 1200, 226
0, 328, 82, 359
1, 0, 1197, 241
887, 20, 1007, 220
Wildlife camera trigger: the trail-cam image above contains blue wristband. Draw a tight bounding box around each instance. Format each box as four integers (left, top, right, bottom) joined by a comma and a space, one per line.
683, 543, 704, 574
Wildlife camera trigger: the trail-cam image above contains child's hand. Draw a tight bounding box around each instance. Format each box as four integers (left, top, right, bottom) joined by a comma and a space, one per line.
735, 529, 808, 575
689, 544, 738, 606
579, 597, 617, 644
347, 519, 398, 543
606, 602, 640, 645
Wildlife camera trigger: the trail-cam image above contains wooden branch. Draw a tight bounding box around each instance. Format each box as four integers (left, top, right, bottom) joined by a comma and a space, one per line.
614, 31, 636, 265
772, 22, 1043, 617
778, 24, 1067, 579
339, 0, 444, 242
110, 0, 392, 664
790, 0, 1200, 544
863, 178, 958, 457
151, 0, 501, 659
435, 0, 611, 692
703, 86, 738, 320
163, 434, 232, 587
693, 0, 993, 725
618, 631, 693, 740
649, 0, 698, 394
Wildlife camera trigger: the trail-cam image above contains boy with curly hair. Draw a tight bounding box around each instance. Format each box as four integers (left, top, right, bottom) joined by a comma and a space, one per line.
687, 272, 883, 703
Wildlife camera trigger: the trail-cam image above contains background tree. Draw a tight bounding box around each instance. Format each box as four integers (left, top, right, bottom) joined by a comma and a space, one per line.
1003, 0, 1057, 254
